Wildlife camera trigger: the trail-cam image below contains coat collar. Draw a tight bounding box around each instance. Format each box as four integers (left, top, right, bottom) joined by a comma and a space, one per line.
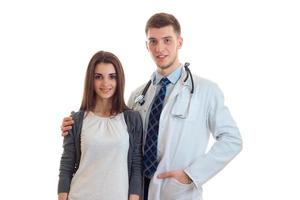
151, 64, 183, 86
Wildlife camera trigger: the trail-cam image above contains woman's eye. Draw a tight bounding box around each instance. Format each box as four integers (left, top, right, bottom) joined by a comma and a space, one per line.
109, 74, 117, 79
94, 75, 102, 80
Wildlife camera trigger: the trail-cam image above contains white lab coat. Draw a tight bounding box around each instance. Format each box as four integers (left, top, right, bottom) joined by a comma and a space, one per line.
128, 69, 242, 200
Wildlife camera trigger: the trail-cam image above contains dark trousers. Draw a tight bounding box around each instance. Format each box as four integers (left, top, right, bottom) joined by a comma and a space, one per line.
143, 177, 151, 200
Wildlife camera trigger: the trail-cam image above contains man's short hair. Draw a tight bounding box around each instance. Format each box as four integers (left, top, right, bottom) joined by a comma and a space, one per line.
145, 12, 181, 36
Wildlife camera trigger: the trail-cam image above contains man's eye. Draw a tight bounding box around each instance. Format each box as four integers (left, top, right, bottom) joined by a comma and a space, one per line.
164, 38, 172, 44
148, 40, 157, 45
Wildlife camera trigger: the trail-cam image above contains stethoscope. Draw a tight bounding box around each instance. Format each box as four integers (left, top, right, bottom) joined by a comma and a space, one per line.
134, 62, 194, 106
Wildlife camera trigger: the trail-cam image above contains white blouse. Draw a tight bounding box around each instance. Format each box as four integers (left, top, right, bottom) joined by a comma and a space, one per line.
68, 112, 129, 200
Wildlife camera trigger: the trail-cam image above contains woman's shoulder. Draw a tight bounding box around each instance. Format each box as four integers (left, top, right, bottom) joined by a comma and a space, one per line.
124, 109, 139, 115
124, 109, 141, 118
123, 109, 142, 125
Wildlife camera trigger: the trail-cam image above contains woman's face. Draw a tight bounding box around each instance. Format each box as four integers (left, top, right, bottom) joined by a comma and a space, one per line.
93, 63, 117, 102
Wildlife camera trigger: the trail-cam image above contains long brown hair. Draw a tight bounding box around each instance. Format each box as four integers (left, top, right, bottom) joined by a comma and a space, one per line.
80, 51, 128, 115
145, 12, 181, 36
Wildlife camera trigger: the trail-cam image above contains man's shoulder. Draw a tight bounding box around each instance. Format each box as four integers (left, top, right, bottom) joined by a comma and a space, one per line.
192, 75, 225, 99
192, 74, 218, 89
127, 81, 150, 107
128, 81, 150, 100
131, 81, 149, 95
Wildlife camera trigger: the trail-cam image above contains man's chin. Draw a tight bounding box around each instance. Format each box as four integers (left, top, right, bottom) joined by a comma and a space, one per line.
156, 62, 170, 69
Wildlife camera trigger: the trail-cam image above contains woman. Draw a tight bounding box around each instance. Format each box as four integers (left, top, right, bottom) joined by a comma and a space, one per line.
58, 51, 143, 200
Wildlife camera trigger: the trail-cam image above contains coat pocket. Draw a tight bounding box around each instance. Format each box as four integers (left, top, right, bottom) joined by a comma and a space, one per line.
161, 178, 201, 200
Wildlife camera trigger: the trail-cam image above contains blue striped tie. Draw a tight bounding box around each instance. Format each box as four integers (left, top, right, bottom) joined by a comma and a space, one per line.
144, 77, 171, 178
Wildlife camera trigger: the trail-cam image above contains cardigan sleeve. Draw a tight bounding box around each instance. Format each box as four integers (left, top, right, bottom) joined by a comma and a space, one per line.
128, 111, 144, 196
57, 122, 77, 193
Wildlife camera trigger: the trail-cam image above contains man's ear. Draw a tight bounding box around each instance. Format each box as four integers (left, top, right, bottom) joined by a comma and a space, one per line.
178, 36, 183, 49
145, 41, 149, 51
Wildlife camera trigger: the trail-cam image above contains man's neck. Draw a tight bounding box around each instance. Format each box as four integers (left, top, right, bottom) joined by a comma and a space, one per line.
157, 62, 181, 77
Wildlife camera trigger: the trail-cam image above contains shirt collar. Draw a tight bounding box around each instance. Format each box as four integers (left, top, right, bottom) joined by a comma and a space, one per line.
152, 64, 183, 85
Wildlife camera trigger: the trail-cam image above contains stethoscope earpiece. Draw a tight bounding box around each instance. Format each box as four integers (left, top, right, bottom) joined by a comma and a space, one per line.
183, 62, 194, 94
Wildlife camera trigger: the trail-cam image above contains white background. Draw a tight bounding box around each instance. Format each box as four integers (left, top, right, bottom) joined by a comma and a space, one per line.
0, 0, 299, 199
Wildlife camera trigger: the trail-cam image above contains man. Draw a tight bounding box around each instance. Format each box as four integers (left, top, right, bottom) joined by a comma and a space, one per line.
61, 13, 242, 200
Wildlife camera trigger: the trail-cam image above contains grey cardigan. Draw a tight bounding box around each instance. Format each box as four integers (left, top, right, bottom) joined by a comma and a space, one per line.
58, 109, 143, 196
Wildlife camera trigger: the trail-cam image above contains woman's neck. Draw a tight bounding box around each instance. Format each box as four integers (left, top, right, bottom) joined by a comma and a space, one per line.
93, 99, 113, 117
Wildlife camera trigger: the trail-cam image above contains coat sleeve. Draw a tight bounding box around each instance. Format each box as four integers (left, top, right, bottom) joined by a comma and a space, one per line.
57, 129, 76, 193
184, 83, 242, 188
128, 111, 144, 196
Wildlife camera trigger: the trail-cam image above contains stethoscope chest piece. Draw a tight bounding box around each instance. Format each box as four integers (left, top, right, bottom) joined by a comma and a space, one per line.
134, 94, 145, 106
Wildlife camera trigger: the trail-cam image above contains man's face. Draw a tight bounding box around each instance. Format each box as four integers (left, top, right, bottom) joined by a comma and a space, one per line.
146, 25, 183, 75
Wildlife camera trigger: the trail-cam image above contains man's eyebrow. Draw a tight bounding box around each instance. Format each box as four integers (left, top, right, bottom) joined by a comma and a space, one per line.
148, 35, 172, 40
148, 36, 172, 40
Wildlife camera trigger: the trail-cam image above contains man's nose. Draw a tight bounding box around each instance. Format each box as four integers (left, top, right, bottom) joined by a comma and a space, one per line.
155, 40, 165, 52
